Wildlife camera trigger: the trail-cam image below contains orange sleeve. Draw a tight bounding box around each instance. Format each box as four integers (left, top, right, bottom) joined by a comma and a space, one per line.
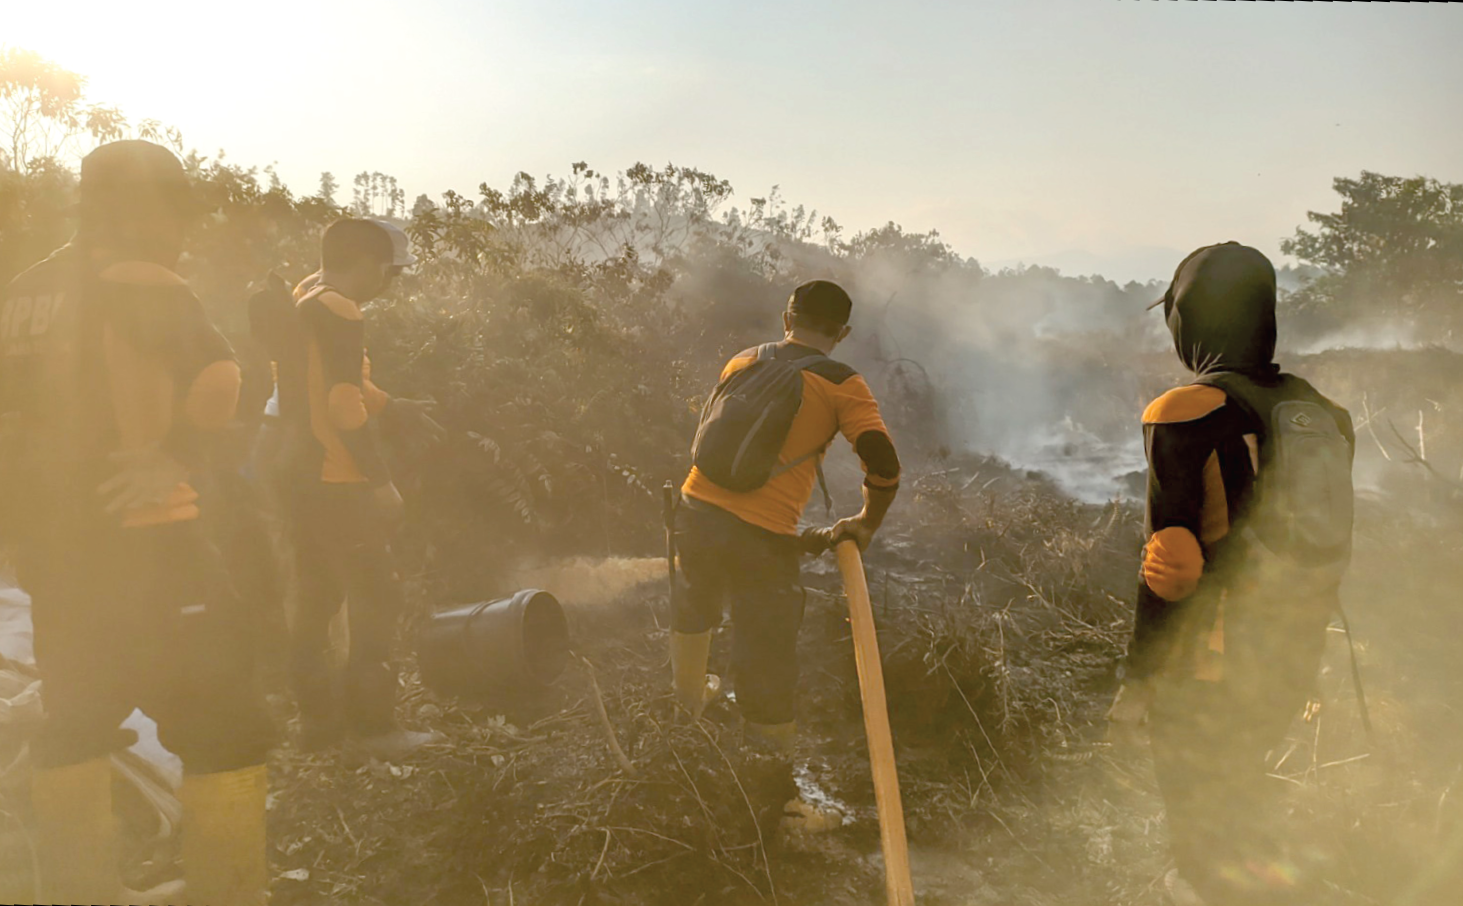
363, 380, 390, 417
1143, 385, 1226, 426
720, 351, 757, 382
362, 354, 391, 416
1141, 526, 1205, 602
96, 260, 238, 467
834, 375, 900, 487
834, 375, 890, 443
327, 383, 369, 431
303, 290, 388, 484
183, 360, 242, 430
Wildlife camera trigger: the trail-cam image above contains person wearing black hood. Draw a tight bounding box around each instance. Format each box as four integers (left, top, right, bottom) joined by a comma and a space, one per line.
1107, 243, 1356, 905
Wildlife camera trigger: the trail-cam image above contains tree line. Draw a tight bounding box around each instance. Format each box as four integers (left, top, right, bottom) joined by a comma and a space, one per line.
3, 47, 1460, 598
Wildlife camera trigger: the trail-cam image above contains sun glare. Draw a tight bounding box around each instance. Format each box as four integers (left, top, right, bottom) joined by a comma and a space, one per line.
6, 0, 311, 146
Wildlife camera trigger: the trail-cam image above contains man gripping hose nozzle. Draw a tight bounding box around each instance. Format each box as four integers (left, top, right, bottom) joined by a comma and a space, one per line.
674, 279, 901, 834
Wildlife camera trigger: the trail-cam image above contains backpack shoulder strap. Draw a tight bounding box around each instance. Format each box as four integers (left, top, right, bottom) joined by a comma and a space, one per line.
768, 445, 824, 479
791, 348, 854, 384
1195, 371, 1328, 431
759, 341, 837, 374
767, 349, 840, 514
1192, 370, 1273, 431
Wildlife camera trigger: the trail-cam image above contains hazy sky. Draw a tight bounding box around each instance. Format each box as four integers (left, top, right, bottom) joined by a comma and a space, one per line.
8, 0, 1463, 282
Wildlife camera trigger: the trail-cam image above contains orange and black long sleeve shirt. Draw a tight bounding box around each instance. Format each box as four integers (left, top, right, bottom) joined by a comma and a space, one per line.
281, 282, 391, 485
0, 245, 241, 530
1128, 382, 1354, 681
682, 341, 901, 536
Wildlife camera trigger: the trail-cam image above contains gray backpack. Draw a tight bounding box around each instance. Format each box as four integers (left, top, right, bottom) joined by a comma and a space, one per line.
1196, 372, 1354, 597
691, 343, 831, 497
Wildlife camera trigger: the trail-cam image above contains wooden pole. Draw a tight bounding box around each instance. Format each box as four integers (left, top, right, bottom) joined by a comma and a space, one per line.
836, 540, 915, 906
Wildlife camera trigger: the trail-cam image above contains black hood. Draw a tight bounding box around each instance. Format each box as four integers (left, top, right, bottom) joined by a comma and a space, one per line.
1158, 242, 1279, 378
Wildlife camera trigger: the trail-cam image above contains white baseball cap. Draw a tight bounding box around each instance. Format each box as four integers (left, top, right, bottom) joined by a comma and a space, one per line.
372, 219, 419, 268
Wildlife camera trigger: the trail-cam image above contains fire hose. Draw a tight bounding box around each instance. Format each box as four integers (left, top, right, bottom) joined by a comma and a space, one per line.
802, 529, 915, 906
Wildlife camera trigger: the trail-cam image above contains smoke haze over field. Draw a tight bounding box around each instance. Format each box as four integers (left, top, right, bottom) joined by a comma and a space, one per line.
5, 13, 1463, 903
987, 247, 1186, 287
6, 3, 1460, 509
7, 1, 1463, 272
822, 250, 1167, 501
18, 0, 1455, 503
1291, 319, 1443, 356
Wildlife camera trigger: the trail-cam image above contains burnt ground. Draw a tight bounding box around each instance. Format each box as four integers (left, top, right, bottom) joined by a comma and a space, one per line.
263, 449, 1463, 906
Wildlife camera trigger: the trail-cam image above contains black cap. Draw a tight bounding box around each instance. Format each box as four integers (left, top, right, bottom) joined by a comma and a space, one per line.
787, 280, 853, 328
79, 140, 205, 215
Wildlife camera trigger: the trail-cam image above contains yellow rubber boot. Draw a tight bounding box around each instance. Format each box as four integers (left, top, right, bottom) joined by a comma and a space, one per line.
180, 764, 269, 906
670, 630, 721, 720
30, 757, 117, 904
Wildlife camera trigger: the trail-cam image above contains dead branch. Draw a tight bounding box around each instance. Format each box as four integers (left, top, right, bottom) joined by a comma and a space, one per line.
1386, 418, 1463, 492
1358, 394, 1393, 462
696, 722, 778, 905
577, 655, 637, 776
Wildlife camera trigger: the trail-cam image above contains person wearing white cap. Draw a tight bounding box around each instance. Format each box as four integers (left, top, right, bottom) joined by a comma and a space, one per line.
373, 218, 419, 272
251, 219, 415, 424
270, 218, 443, 760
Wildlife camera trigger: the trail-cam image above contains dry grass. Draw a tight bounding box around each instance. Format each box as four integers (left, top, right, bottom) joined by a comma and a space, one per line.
239, 349, 1463, 906
266, 456, 1149, 906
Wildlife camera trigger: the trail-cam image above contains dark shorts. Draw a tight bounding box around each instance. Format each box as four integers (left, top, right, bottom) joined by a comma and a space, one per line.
23, 520, 274, 773
286, 481, 405, 734
674, 499, 805, 726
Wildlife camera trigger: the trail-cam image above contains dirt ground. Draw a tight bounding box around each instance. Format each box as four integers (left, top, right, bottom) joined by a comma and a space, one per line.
264, 443, 1463, 906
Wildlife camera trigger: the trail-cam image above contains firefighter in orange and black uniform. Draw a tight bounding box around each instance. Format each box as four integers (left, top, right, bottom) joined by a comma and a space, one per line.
676, 280, 901, 830
275, 218, 439, 759
1108, 243, 1355, 906
0, 140, 272, 905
